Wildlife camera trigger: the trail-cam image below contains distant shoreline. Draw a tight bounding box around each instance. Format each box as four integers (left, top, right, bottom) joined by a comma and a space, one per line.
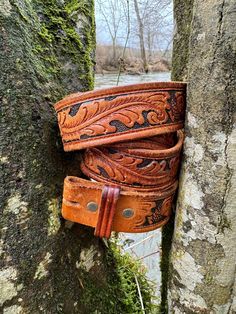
96, 45, 171, 75
95, 66, 171, 75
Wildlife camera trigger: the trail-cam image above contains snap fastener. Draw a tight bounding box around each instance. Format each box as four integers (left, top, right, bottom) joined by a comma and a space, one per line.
122, 208, 134, 218
87, 202, 98, 212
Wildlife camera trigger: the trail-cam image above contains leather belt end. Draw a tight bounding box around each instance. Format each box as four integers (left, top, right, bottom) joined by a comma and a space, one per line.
62, 177, 177, 235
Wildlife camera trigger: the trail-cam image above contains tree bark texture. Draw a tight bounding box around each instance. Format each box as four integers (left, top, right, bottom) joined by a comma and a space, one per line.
0, 1, 125, 313
160, 2, 194, 312
171, 0, 194, 81
169, 0, 236, 313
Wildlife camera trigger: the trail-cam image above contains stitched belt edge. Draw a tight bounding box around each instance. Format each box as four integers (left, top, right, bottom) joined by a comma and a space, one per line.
55, 82, 186, 152
54, 82, 187, 112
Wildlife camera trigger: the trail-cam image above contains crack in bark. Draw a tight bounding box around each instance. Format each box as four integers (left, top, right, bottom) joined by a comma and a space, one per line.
217, 82, 233, 235
227, 264, 236, 313
218, 0, 225, 35
210, 0, 226, 73
170, 0, 236, 311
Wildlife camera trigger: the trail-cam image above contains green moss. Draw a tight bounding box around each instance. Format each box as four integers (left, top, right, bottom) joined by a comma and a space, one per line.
11, 1, 30, 23
30, 0, 95, 89
160, 215, 175, 314
171, 0, 194, 81
0, 0, 100, 312
38, 24, 54, 43
65, 0, 91, 16
79, 239, 159, 314
11, 0, 95, 84
32, 44, 45, 54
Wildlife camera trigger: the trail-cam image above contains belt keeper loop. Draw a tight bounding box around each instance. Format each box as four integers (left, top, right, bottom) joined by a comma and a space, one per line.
94, 185, 120, 238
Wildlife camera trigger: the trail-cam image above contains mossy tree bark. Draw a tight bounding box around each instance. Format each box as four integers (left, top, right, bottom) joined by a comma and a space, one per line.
169, 0, 236, 312
0, 1, 128, 313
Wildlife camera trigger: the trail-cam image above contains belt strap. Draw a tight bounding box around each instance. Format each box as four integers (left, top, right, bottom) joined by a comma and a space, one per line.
55, 82, 186, 238
62, 176, 177, 233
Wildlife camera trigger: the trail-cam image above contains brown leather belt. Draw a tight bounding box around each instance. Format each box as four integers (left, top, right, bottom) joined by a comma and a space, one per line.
55, 82, 186, 238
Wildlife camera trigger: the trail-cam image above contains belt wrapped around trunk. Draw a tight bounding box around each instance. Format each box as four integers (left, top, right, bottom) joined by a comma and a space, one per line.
55, 82, 186, 238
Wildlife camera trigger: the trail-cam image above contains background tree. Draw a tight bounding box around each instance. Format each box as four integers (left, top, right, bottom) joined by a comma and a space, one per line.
132, 0, 172, 63
96, 0, 125, 61
133, 0, 148, 72
117, 0, 131, 85
143, 0, 173, 59
95, 0, 173, 72
167, 0, 236, 312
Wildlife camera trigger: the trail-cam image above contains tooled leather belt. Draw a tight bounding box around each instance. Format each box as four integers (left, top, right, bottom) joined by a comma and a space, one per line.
54, 82, 186, 238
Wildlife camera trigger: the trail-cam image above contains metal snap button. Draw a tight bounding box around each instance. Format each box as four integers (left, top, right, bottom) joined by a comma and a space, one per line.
87, 202, 98, 212
122, 208, 134, 218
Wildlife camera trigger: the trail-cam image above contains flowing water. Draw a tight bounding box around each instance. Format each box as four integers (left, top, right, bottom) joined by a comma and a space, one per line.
95, 72, 171, 89
95, 72, 171, 301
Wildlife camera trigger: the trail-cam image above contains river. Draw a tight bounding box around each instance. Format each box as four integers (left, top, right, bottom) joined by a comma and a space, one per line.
95, 72, 171, 301
95, 72, 171, 89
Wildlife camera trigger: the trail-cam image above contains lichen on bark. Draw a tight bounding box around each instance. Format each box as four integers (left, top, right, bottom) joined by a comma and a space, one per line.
160, 1, 194, 312
168, 0, 236, 313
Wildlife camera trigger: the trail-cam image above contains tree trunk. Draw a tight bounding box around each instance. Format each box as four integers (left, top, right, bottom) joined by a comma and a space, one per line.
169, 0, 236, 312
147, 29, 153, 62
0, 1, 134, 313
133, 0, 148, 73
171, 0, 194, 81
112, 37, 117, 62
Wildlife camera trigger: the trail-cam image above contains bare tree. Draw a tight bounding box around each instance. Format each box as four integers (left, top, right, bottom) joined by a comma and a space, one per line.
95, 0, 173, 72
133, 0, 149, 72
141, 0, 172, 57
96, 0, 124, 61
131, 0, 172, 70
117, 0, 131, 84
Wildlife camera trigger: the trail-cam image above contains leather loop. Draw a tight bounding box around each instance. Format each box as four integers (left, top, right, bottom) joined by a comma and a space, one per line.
95, 185, 120, 238
55, 82, 186, 238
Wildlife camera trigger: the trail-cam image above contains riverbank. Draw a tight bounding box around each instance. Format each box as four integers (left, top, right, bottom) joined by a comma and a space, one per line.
96, 44, 171, 75
96, 60, 170, 75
